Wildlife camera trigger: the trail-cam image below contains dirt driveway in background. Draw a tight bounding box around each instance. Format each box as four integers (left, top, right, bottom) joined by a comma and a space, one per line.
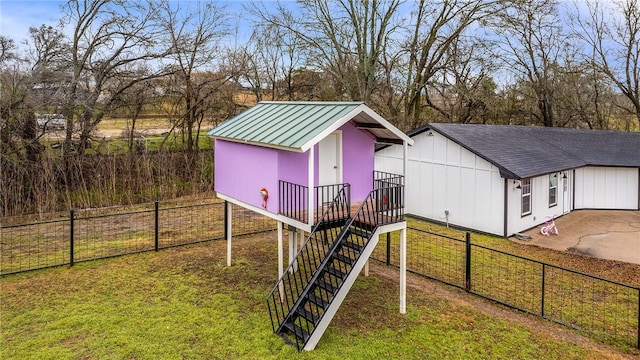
512, 210, 640, 265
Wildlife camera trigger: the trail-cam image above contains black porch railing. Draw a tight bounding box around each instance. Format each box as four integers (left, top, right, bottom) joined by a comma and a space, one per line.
279, 181, 308, 223
279, 181, 351, 224
373, 171, 405, 221
374, 170, 404, 189
363, 184, 405, 225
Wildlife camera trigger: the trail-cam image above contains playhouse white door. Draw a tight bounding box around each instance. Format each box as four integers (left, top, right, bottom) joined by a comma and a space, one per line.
318, 132, 342, 186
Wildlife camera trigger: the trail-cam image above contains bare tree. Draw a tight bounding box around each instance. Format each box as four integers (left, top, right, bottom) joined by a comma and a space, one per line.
257, 23, 306, 100
572, 0, 640, 130
401, 0, 499, 129
0, 40, 27, 161
109, 72, 156, 153
0, 29, 59, 162
60, 0, 173, 158
223, 42, 265, 102
27, 25, 70, 121
0, 36, 17, 63
550, 58, 617, 129
491, 0, 572, 127
0, 36, 22, 128
155, 0, 229, 153
423, 34, 499, 124
1, 35, 49, 215
252, 0, 402, 103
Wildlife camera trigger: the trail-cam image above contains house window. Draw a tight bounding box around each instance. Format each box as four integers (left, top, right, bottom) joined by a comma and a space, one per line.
521, 178, 531, 216
549, 173, 558, 207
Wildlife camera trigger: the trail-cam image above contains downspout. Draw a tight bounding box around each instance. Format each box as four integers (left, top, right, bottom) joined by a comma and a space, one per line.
503, 178, 508, 237
572, 169, 576, 210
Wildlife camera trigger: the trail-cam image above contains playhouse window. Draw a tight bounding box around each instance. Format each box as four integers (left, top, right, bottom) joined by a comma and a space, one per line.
521, 178, 531, 216
548, 173, 558, 207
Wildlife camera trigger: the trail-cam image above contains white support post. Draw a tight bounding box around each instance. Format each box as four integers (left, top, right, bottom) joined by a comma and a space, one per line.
277, 221, 284, 279
308, 146, 315, 225
226, 203, 233, 267
363, 234, 375, 277
289, 226, 298, 273
298, 228, 304, 248
288, 227, 295, 264
399, 227, 407, 314
403, 141, 408, 179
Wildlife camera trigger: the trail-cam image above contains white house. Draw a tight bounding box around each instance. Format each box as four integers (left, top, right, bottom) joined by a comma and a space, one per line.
375, 123, 640, 237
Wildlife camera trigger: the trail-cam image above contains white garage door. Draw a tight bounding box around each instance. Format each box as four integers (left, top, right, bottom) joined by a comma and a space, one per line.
574, 167, 639, 210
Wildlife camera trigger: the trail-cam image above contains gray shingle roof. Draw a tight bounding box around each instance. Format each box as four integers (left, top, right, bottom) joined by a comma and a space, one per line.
208, 101, 412, 151
416, 123, 640, 179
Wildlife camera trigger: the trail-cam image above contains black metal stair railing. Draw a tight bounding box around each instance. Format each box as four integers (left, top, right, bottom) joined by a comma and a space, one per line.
267, 181, 405, 351
266, 186, 351, 345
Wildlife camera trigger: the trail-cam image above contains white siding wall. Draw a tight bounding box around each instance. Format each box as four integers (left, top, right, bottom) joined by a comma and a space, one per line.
376, 131, 505, 235
506, 173, 570, 235
574, 167, 639, 209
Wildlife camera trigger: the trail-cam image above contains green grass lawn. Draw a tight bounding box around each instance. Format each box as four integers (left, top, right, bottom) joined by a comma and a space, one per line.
1, 232, 633, 360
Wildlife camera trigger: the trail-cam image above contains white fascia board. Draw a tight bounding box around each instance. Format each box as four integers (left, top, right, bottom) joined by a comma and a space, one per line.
260, 101, 363, 105
215, 193, 313, 232
212, 136, 304, 153
299, 104, 413, 152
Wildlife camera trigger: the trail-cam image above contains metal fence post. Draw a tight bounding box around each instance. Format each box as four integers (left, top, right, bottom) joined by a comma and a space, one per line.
386, 232, 391, 266
70, 209, 75, 267
465, 232, 471, 292
541, 264, 546, 317
154, 201, 159, 251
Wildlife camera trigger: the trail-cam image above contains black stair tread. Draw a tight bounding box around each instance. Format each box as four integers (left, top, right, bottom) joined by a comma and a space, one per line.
349, 227, 371, 238
332, 252, 356, 266
297, 307, 319, 324
283, 320, 310, 342
351, 220, 375, 230
324, 265, 347, 280
342, 238, 363, 251
316, 219, 348, 231
306, 292, 330, 309
316, 277, 338, 294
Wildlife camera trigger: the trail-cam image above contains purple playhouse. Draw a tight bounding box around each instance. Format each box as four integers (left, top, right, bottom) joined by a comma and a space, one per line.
208, 101, 412, 350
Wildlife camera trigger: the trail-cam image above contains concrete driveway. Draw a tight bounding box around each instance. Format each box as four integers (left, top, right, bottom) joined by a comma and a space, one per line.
512, 210, 640, 265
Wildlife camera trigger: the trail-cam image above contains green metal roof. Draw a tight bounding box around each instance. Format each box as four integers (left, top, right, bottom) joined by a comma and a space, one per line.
208, 101, 412, 151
